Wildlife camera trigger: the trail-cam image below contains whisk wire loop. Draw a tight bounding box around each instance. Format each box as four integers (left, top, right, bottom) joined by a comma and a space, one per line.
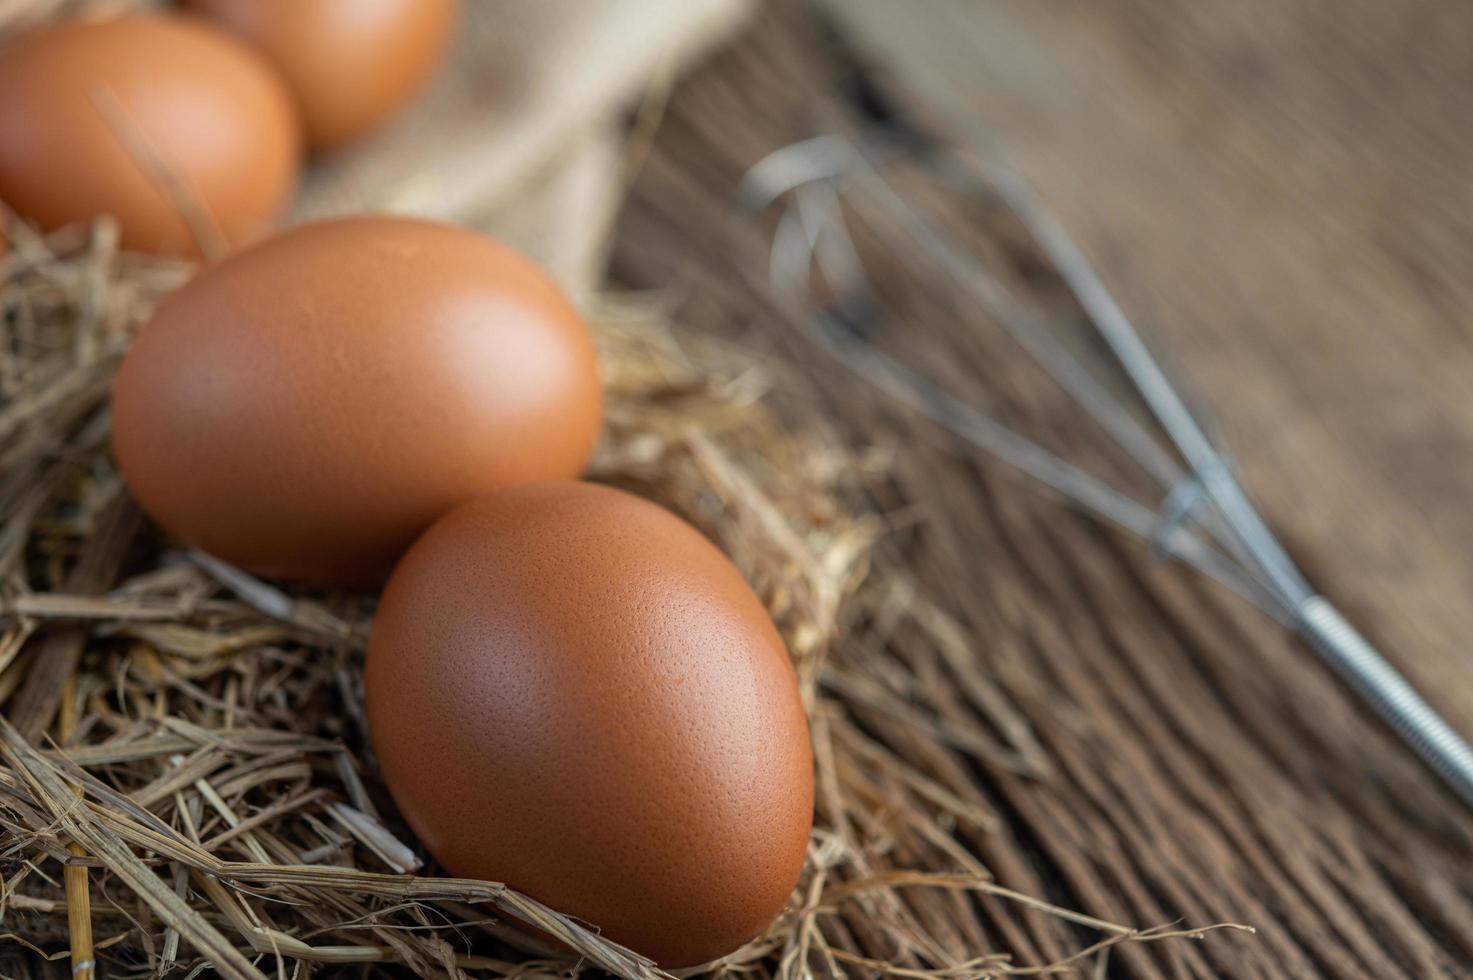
741, 132, 1473, 807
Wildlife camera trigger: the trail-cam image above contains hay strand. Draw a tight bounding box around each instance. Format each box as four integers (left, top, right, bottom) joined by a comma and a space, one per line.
0, 223, 1248, 977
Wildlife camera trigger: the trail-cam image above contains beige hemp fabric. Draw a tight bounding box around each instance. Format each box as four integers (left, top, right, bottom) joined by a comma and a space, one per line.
292, 0, 755, 296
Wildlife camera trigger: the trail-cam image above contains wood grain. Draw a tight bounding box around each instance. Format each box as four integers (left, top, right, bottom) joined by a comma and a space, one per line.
611, 3, 1473, 977
820, 0, 1473, 737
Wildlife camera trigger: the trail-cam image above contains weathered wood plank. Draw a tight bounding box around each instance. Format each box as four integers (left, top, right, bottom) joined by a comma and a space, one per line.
820, 0, 1473, 737
612, 3, 1473, 976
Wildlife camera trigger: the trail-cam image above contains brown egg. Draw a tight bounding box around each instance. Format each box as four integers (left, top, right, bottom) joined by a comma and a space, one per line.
183, 0, 457, 150
0, 14, 300, 255
365, 482, 814, 967
110, 216, 602, 587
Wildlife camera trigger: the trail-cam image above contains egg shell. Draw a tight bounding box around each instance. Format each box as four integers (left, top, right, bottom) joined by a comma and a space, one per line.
365, 482, 814, 968
183, 0, 457, 150
110, 216, 602, 587
0, 14, 300, 255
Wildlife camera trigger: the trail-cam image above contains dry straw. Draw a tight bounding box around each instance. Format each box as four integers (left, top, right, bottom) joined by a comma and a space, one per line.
0, 212, 1247, 978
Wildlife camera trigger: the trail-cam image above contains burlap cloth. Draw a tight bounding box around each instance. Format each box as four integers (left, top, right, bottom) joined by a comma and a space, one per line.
290, 0, 754, 298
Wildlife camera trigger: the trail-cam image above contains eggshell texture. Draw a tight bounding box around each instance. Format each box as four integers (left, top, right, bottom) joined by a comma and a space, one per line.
183, 0, 457, 149
365, 482, 814, 967
110, 216, 602, 587
0, 15, 299, 255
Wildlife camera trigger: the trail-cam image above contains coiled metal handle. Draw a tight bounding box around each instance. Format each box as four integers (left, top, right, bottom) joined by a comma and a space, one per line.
1297, 597, 1473, 805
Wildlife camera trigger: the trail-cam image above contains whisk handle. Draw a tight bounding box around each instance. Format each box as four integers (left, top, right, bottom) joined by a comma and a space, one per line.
1297, 596, 1473, 806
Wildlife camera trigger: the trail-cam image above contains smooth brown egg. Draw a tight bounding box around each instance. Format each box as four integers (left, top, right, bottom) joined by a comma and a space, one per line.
0, 14, 300, 255
365, 482, 814, 967
110, 216, 602, 587
183, 0, 457, 150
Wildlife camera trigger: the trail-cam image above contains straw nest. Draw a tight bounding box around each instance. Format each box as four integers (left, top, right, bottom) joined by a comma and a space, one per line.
0, 213, 1247, 979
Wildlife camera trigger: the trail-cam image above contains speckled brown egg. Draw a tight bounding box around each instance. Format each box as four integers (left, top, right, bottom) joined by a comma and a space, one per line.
110, 216, 602, 587
0, 14, 300, 255
183, 0, 457, 150
365, 482, 814, 968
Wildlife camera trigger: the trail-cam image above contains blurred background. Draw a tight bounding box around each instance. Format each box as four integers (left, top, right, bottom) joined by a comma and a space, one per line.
604, 4, 1473, 975
4, 1, 1473, 976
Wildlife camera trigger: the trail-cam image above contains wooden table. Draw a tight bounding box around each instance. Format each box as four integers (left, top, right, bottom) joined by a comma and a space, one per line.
613, 2, 1473, 976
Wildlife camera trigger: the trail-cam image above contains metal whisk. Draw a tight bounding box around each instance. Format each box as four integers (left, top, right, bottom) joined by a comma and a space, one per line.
739, 130, 1473, 808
